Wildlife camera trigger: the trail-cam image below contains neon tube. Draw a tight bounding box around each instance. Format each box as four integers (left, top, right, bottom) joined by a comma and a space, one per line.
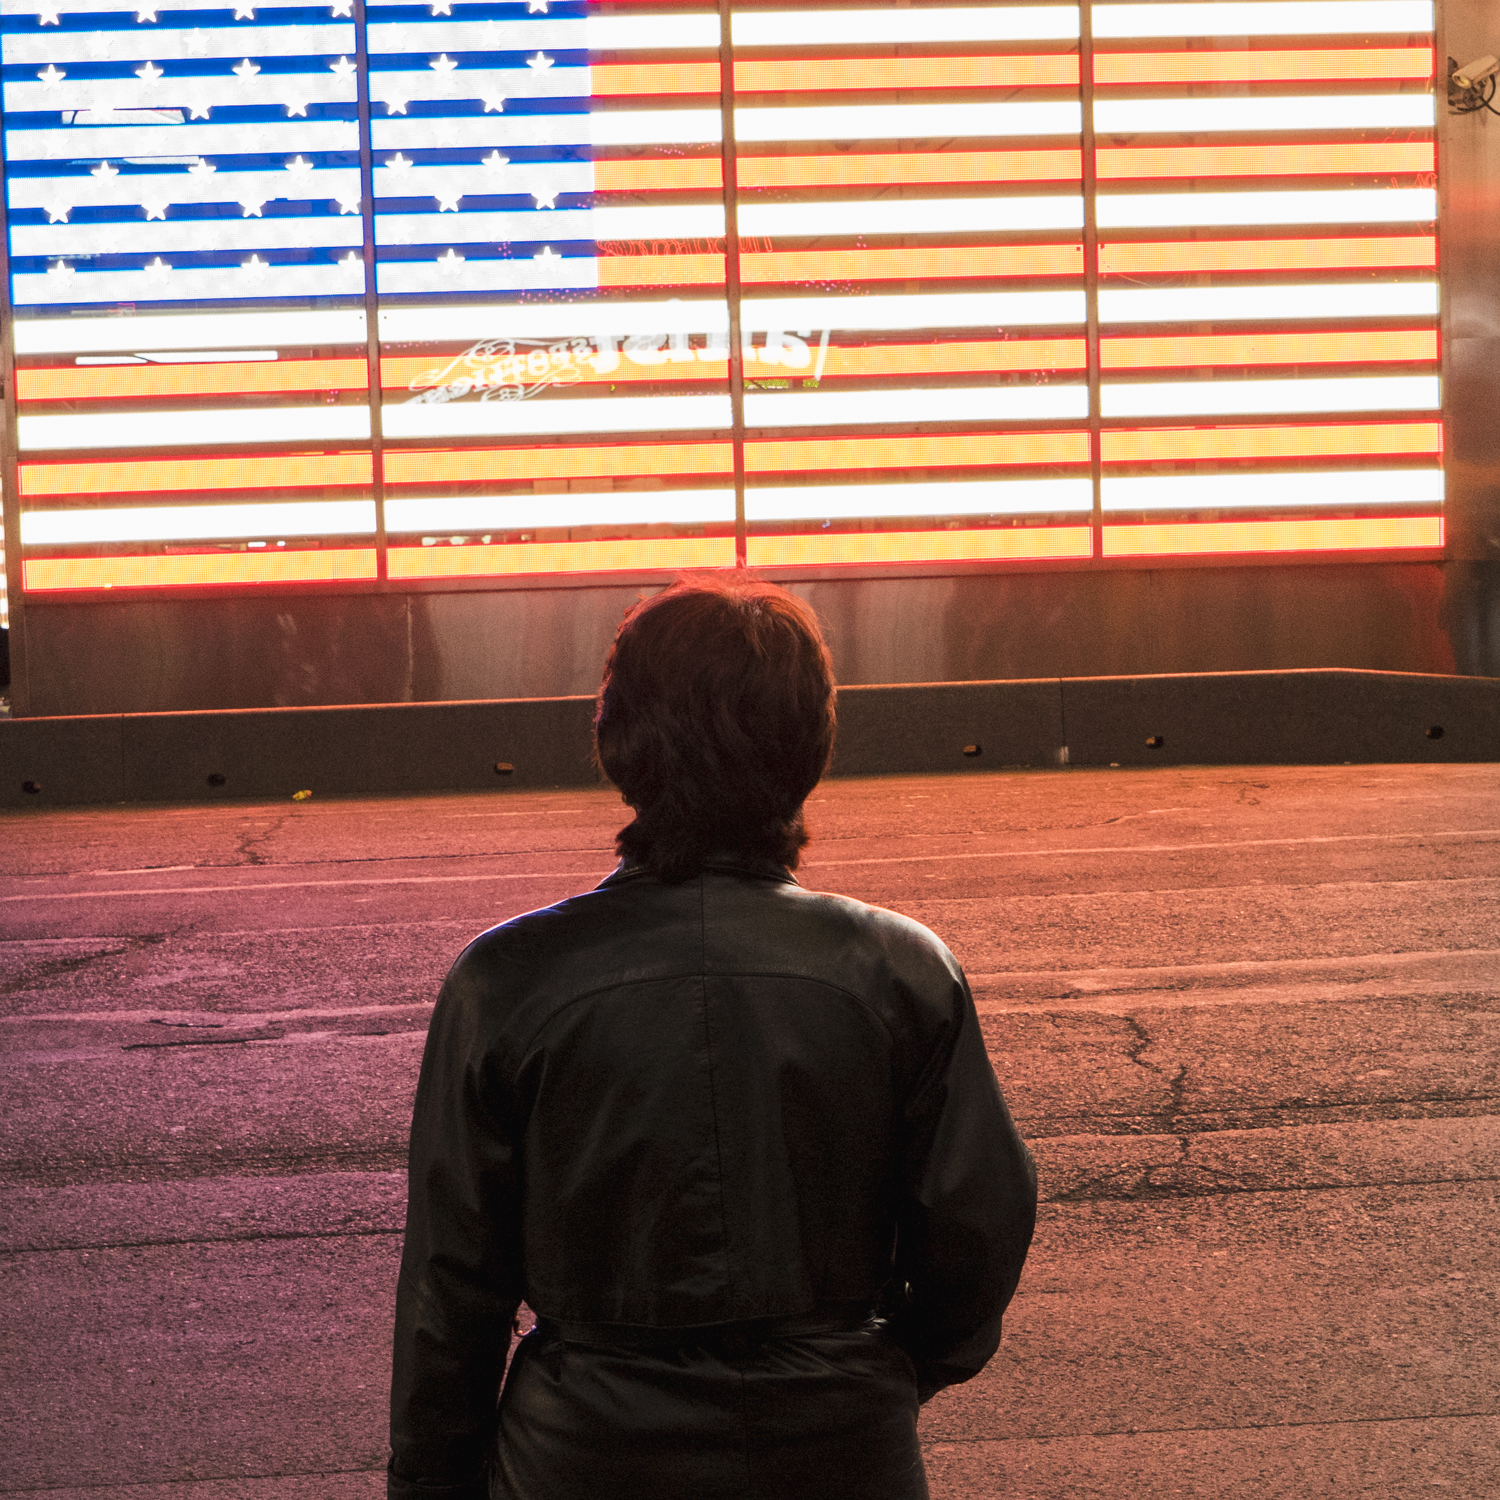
384, 490, 735, 532
383, 442, 733, 487
741, 244, 1085, 283
736, 102, 1083, 142
387, 536, 736, 579
18, 358, 369, 403
1099, 236, 1436, 274
23, 549, 380, 592
21, 499, 377, 545
745, 478, 1093, 519
380, 393, 733, 440
1101, 467, 1442, 511
1097, 142, 1435, 179
1100, 421, 1442, 463
1091, 3, 1434, 39
12, 309, 368, 356
735, 150, 1083, 189
1095, 188, 1435, 229
732, 8, 1082, 45
1093, 46, 1434, 83
739, 197, 1084, 236
1100, 374, 1440, 417
743, 384, 1089, 427
1098, 282, 1438, 323
19, 406, 372, 452
746, 526, 1095, 566
1100, 329, 1437, 368
745, 431, 1092, 472
1102, 515, 1443, 556
1095, 95, 1434, 133
19, 452, 375, 498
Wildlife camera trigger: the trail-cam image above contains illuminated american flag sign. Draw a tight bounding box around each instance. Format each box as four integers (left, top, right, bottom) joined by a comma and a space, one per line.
0, 0, 1442, 602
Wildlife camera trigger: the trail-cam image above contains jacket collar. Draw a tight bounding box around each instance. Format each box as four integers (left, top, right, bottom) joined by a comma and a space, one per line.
599, 855, 799, 888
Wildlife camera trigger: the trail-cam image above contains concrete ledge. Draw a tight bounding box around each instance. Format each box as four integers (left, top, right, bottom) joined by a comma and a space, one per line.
2, 669, 1497, 810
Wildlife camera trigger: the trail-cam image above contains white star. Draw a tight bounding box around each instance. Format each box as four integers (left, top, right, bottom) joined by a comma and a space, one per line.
37, 63, 65, 90
482, 150, 509, 174
429, 0, 451, 13
37, 4, 62, 23
140, 192, 170, 219
532, 186, 558, 209
380, 87, 410, 115
85, 29, 112, 57
188, 156, 216, 176
141, 256, 171, 283
134, 60, 163, 82
435, 187, 462, 211
384, 152, 413, 174
46, 260, 76, 285
339, 249, 361, 268
534, 245, 558, 264
232, 57, 259, 78
329, 55, 356, 80
526, 51, 553, 70
91, 159, 119, 178
43, 197, 71, 223
242, 254, 269, 282
335, 191, 360, 213
480, 88, 506, 112
233, 1, 255, 18
135, 4, 157, 18
182, 28, 209, 56
430, 53, 457, 73
283, 91, 310, 116
184, 90, 212, 119
527, 0, 549, 11
329, 0, 353, 13
436, 247, 465, 274
239, 195, 266, 216
284, 155, 315, 185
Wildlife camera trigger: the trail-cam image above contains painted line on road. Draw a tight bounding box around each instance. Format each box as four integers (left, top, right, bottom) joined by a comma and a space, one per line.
2, 825, 1496, 903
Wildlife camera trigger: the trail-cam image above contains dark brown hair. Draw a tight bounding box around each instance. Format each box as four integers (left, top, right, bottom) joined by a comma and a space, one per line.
594, 575, 837, 881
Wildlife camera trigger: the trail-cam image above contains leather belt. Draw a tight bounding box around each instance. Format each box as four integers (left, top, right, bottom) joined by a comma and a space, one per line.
533, 1303, 878, 1357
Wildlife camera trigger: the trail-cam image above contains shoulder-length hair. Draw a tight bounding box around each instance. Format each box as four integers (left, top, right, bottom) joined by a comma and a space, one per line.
593, 575, 837, 882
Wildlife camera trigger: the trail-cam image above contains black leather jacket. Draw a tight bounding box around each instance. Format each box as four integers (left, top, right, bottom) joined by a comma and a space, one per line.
389, 860, 1037, 1500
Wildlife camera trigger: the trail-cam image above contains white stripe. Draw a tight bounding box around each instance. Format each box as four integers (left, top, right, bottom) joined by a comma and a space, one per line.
375, 255, 599, 296
4, 72, 359, 113
381, 394, 732, 440
739, 196, 1084, 237
1101, 467, 1443, 512
369, 15, 720, 52
736, 102, 1082, 143
1096, 188, 1436, 229
13, 259, 364, 306
733, 8, 1080, 45
13, 217, 364, 256
371, 111, 721, 152
1098, 282, 1438, 323
7, 167, 363, 212
1091, 2, 1433, 38
744, 291, 1085, 331
1095, 95, 1434, 134
0, 24, 355, 65
386, 489, 735, 533
18, 406, 371, 451
14, 309, 367, 355
7, 121, 358, 161
366, 62, 588, 108
21, 500, 376, 545
746, 477, 1093, 520
743, 385, 1089, 427
378, 300, 728, 343
372, 204, 725, 244
1099, 374, 1440, 417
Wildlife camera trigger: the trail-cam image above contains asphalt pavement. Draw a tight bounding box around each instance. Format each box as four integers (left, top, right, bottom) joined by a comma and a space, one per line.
2, 764, 1497, 1498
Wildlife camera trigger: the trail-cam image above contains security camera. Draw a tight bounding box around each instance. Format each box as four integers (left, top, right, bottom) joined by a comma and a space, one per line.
1454, 54, 1499, 88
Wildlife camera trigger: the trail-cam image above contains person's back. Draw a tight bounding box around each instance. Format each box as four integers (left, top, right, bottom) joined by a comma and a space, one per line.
388, 577, 1038, 1500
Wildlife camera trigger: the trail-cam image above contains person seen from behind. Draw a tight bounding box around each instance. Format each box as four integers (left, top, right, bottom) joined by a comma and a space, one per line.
388, 574, 1038, 1499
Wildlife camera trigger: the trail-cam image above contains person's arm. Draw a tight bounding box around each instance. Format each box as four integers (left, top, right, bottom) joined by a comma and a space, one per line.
887, 970, 1038, 1402
389, 960, 523, 1500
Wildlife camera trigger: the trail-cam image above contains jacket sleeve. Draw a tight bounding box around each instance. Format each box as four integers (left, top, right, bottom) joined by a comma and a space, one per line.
389, 958, 523, 1500
886, 967, 1038, 1402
